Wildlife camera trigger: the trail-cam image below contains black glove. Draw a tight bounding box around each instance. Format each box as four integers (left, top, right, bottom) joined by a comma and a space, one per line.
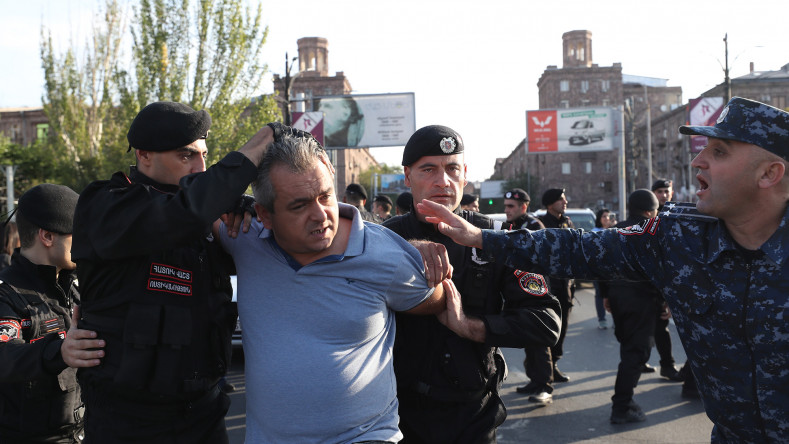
267, 122, 323, 148
232, 194, 256, 216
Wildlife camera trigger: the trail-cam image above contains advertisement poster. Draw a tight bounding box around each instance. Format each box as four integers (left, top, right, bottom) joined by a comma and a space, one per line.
526, 107, 617, 153
687, 97, 724, 153
313, 93, 415, 149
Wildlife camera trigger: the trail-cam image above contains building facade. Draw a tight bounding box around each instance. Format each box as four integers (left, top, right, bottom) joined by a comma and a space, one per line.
272, 37, 378, 197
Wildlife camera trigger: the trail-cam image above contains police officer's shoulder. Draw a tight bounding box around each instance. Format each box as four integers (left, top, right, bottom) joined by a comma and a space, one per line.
658, 202, 718, 223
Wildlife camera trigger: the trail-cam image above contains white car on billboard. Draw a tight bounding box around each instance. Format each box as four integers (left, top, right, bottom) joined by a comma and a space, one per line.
568, 119, 605, 145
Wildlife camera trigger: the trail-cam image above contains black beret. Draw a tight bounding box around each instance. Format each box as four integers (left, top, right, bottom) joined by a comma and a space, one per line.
345, 183, 368, 200
17, 184, 79, 234
628, 189, 659, 213
460, 193, 478, 206
374, 194, 393, 206
127, 101, 211, 152
541, 188, 565, 207
396, 191, 412, 210
402, 125, 464, 166
680, 97, 789, 160
651, 179, 673, 191
504, 188, 530, 202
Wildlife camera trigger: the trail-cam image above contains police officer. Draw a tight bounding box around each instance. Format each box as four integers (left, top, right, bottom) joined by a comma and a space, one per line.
503, 188, 544, 230
373, 194, 394, 221
69, 102, 294, 443
0, 184, 85, 443
417, 97, 789, 443
343, 183, 380, 223
383, 125, 561, 443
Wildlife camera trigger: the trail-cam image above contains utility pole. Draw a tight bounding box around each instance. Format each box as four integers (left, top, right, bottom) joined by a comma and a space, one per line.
283, 53, 298, 125
644, 85, 652, 188
723, 33, 731, 102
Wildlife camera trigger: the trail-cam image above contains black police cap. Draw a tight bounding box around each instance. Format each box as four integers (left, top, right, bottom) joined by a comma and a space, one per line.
651, 179, 672, 191
460, 193, 478, 206
396, 191, 412, 211
17, 184, 79, 234
541, 188, 565, 207
345, 183, 368, 200
504, 188, 530, 202
374, 194, 393, 206
127, 101, 212, 152
402, 125, 464, 166
628, 189, 659, 213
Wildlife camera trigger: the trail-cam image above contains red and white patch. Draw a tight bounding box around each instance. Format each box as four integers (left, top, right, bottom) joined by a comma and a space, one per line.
0, 320, 21, 342
514, 271, 548, 296
616, 218, 660, 236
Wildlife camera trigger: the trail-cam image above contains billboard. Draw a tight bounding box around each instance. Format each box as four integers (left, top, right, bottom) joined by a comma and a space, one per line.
291, 111, 324, 146
377, 173, 407, 194
687, 97, 724, 153
313, 93, 415, 149
526, 107, 618, 153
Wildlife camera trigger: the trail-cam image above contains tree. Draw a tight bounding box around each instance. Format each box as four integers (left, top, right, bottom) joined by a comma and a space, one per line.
36, 0, 281, 191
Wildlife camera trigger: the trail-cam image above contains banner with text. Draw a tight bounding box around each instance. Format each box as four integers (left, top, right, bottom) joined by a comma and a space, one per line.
526, 107, 618, 153
687, 97, 724, 153
313, 93, 415, 149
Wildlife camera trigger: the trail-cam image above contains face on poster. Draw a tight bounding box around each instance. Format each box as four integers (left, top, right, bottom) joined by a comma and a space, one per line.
314, 93, 415, 148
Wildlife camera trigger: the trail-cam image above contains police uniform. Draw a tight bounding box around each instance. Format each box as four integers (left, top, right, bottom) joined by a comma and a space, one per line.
385, 125, 561, 443
72, 102, 262, 443
0, 184, 83, 443
504, 189, 544, 231
476, 97, 789, 443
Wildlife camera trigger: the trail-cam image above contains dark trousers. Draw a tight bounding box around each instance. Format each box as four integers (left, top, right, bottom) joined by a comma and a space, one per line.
654, 312, 675, 368
609, 293, 656, 412
398, 390, 505, 444
552, 294, 573, 362
523, 346, 553, 391
82, 384, 230, 444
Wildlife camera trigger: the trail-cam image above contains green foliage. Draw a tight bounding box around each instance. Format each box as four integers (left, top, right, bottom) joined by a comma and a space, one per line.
30, 0, 280, 191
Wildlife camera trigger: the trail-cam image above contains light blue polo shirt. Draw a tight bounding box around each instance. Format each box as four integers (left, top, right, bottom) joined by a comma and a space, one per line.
220, 203, 433, 444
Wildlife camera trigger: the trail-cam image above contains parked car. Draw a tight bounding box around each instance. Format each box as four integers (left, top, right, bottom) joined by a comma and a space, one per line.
534, 208, 596, 231
568, 119, 605, 145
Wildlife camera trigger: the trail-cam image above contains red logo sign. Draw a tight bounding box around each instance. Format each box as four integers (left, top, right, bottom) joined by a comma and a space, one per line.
527, 110, 558, 152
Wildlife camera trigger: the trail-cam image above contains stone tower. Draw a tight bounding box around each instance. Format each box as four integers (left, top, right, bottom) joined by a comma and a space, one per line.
562, 30, 593, 68
297, 37, 329, 75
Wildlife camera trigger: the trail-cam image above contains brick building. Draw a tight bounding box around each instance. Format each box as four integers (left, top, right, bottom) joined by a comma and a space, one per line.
272, 37, 378, 197
494, 30, 682, 212
0, 107, 48, 147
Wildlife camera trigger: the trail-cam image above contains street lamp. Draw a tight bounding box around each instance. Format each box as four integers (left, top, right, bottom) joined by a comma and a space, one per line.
723, 34, 731, 103
283, 53, 300, 125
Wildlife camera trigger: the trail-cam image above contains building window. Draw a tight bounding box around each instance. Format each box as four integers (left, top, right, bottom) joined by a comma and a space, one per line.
581, 99, 589, 106
585, 162, 592, 174
581, 80, 589, 93
561, 163, 571, 174
36, 123, 49, 140
604, 161, 612, 173
604, 181, 613, 193
560, 80, 569, 92
601, 80, 610, 92
602, 99, 609, 107
560, 100, 570, 109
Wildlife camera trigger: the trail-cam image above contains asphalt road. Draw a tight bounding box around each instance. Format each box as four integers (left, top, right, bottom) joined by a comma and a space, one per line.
224, 285, 713, 443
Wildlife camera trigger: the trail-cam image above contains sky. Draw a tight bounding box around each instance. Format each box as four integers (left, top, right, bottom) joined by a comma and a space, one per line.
2, 0, 789, 182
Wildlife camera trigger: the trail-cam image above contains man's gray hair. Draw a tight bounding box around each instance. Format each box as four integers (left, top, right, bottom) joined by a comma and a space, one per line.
252, 133, 329, 212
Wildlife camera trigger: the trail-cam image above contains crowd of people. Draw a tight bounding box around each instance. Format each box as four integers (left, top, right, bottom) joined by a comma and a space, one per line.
0, 95, 788, 443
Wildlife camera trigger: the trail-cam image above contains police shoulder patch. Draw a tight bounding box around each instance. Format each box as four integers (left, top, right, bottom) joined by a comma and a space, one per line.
659, 202, 718, 223
616, 218, 660, 236
0, 319, 21, 342
513, 270, 548, 296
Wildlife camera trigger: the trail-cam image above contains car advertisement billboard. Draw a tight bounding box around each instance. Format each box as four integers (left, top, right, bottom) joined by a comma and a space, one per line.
313, 93, 415, 149
687, 97, 724, 153
526, 107, 618, 153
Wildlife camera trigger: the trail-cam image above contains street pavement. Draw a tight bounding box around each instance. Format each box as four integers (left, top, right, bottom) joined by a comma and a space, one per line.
224, 285, 713, 443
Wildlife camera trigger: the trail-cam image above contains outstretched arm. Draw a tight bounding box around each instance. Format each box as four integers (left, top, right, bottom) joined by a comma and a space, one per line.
416, 200, 484, 248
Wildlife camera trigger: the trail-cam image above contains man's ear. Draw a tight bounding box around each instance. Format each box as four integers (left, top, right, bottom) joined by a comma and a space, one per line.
136, 149, 153, 166
255, 203, 272, 228
759, 161, 786, 189
39, 229, 55, 247
403, 166, 412, 187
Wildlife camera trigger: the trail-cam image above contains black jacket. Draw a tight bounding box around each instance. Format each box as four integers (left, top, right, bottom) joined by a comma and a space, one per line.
0, 251, 82, 442
383, 210, 561, 396
72, 152, 256, 402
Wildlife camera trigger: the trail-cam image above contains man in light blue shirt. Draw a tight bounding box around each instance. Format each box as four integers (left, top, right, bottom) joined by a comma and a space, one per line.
219, 131, 449, 443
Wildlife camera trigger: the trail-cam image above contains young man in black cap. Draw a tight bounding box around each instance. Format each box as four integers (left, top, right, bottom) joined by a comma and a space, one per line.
417, 97, 789, 442
395, 191, 413, 215
537, 188, 574, 384
597, 189, 662, 423
460, 193, 480, 212
383, 125, 561, 442
344, 183, 380, 223
503, 188, 544, 230
651, 178, 673, 212
372, 194, 394, 221
0, 184, 90, 443
68, 101, 297, 443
